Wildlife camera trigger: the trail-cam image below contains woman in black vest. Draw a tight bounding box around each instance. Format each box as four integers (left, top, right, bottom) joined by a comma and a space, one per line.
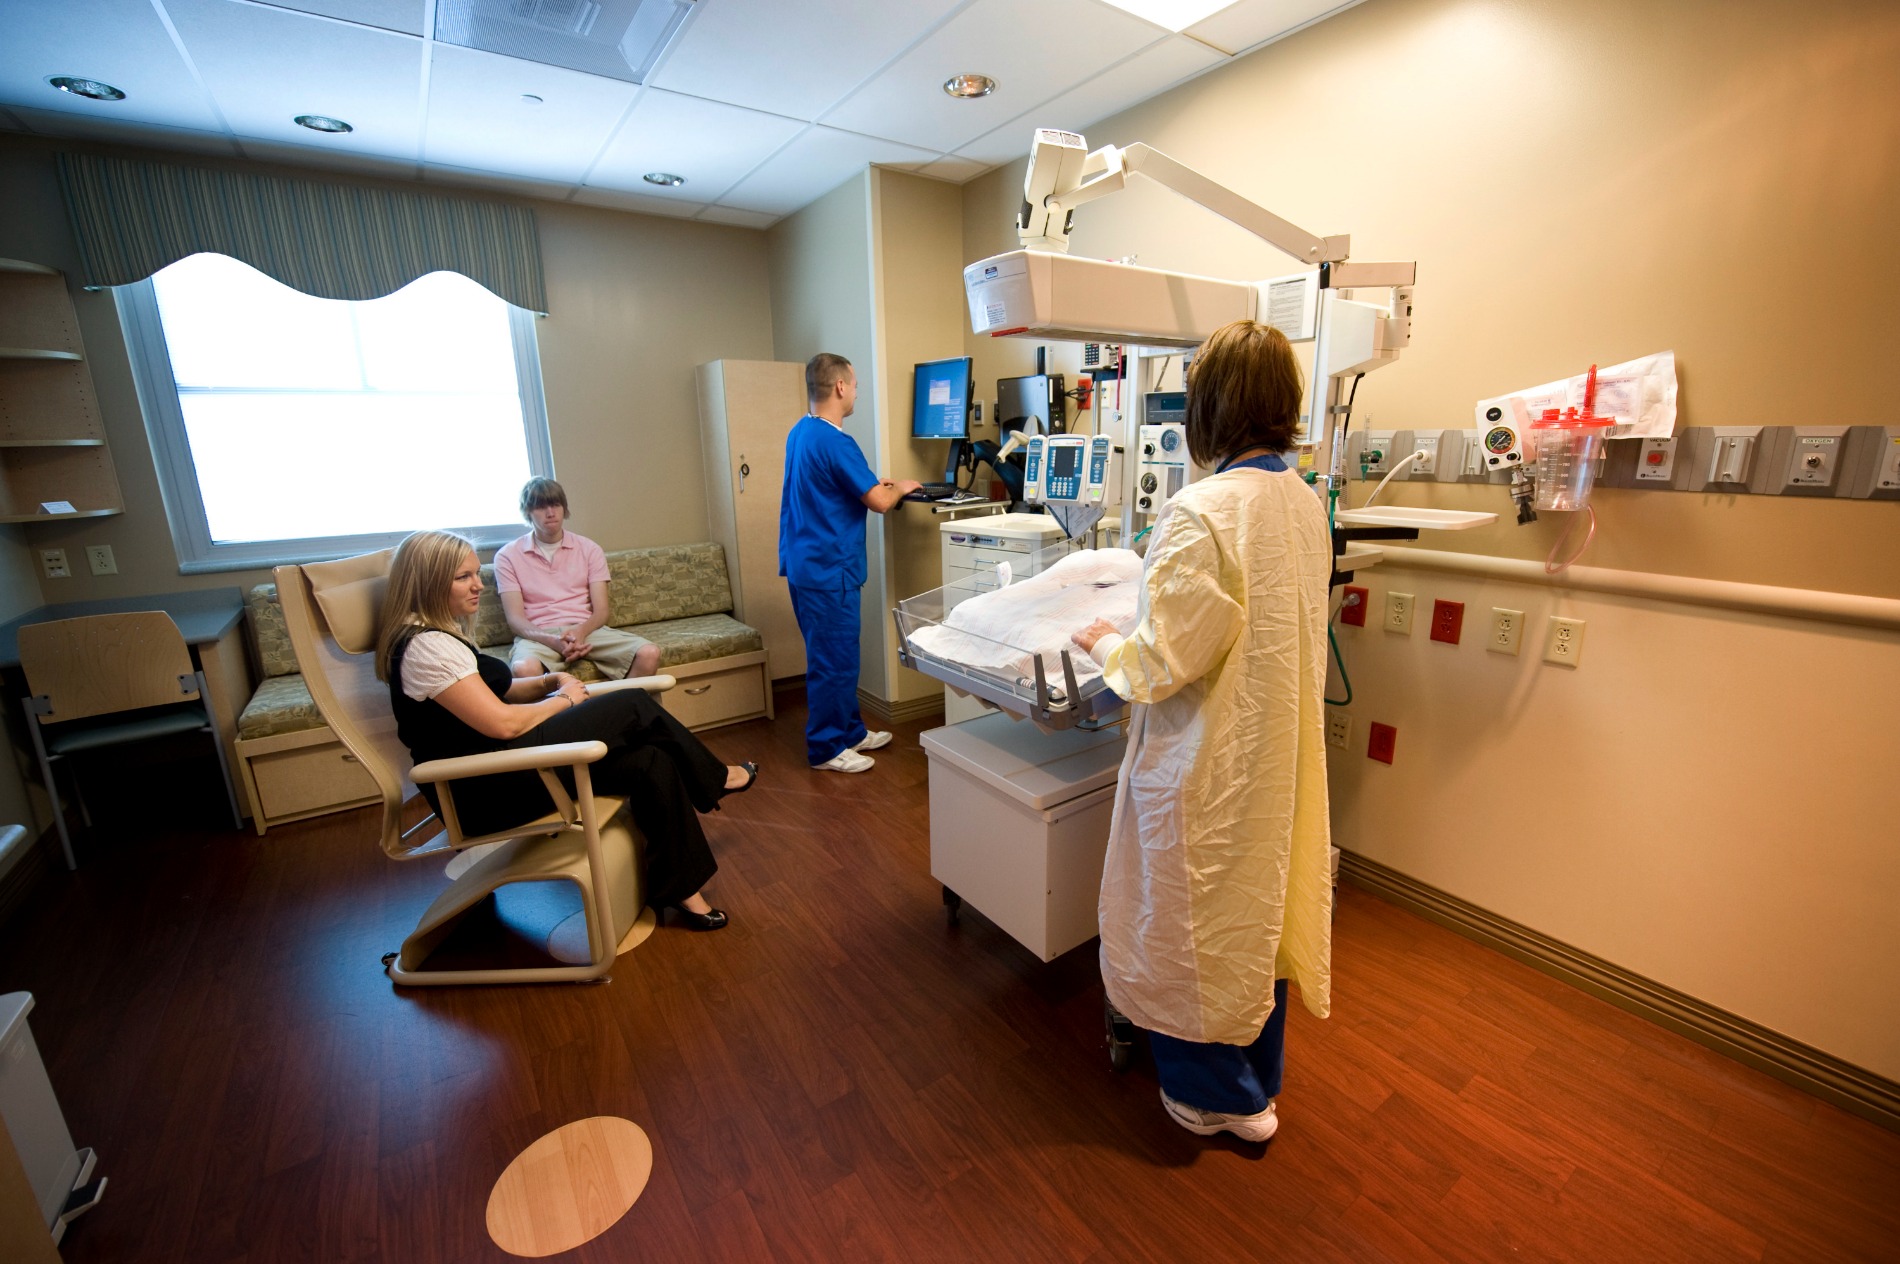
373, 530, 756, 930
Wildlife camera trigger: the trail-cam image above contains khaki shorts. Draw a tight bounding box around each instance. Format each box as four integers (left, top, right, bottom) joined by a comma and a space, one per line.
509, 625, 657, 679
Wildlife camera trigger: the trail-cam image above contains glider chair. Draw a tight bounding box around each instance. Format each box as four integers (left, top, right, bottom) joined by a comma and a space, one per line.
20, 611, 243, 870
275, 549, 669, 986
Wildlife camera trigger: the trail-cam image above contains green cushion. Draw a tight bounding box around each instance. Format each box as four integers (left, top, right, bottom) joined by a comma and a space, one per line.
245, 584, 300, 678
627, 614, 762, 664
606, 543, 734, 626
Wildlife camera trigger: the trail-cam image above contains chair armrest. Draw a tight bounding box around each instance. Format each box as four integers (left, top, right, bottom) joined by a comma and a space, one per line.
411, 740, 609, 784
588, 673, 675, 696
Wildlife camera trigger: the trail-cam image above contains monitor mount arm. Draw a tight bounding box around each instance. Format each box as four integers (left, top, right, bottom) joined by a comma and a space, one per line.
1019, 130, 1350, 266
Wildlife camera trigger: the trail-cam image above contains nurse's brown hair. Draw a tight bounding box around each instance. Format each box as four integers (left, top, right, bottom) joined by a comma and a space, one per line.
1184, 319, 1303, 467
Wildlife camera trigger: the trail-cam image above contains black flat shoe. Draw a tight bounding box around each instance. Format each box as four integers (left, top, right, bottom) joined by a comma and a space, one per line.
665, 904, 729, 931
727, 761, 759, 795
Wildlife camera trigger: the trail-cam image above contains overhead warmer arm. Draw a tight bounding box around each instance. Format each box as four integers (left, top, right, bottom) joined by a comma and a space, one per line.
1019, 130, 1350, 266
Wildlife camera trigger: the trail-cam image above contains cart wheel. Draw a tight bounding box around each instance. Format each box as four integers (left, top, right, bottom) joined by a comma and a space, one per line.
1105, 997, 1137, 1073
942, 886, 962, 926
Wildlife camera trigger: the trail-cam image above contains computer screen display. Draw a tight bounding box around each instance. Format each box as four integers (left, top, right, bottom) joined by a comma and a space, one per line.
911, 357, 973, 439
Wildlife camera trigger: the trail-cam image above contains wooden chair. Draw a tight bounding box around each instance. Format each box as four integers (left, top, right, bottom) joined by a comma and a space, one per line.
274, 550, 664, 986
19, 611, 242, 870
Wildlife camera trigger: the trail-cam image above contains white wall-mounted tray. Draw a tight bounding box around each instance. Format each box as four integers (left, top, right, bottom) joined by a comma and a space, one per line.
1334, 506, 1497, 531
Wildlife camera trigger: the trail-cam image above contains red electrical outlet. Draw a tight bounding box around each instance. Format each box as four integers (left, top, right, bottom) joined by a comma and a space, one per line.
1430, 599, 1464, 644
1367, 722, 1397, 764
1339, 585, 1369, 628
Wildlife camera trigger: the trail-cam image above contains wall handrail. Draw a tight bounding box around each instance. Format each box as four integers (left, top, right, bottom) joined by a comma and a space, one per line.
1375, 547, 1900, 633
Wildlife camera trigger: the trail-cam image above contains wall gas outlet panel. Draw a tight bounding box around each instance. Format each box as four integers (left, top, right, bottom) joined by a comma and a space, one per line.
1781, 426, 1849, 494
1350, 430, 1398, 477
1634, 436, 1680, 483
1867, 427, 1900, 496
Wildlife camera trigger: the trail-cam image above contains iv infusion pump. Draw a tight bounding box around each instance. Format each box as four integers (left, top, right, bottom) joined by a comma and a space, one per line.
1024, 434, 1115, 506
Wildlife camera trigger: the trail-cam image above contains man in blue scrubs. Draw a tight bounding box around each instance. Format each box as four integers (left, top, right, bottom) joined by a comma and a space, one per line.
780, 353, 921, 773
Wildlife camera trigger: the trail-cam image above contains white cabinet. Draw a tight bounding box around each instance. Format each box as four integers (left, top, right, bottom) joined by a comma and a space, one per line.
696, 359, 806, 681
938, 512, 1077, 723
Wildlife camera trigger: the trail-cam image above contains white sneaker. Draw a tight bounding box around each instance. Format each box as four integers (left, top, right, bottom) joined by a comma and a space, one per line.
812, 748, 875, 773
1160, 1090, 1278, 1143
854, 730, 892, 752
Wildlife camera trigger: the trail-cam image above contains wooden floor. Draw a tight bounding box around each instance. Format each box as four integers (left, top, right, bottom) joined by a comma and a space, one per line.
4, 695, 1897, 1263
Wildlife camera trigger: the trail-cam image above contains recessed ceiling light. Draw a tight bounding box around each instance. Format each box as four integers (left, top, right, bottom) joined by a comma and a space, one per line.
942, 74, 996, 99
1093, 0, 1237, 32
643, 172, 685, 187
294, 114, 353, 134
47, 76, 126, 102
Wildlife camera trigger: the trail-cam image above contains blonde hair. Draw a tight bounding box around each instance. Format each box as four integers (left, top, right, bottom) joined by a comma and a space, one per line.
374, 530, 479, 680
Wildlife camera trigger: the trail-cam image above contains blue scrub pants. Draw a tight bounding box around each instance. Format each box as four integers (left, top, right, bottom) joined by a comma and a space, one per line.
1147, 979, 1289, 1115
788, 583, 869, 765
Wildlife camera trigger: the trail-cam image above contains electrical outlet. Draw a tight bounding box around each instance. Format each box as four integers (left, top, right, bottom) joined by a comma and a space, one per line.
86, 544, 117, 575
1543, 615, 1586, 666
1339, 585, 1368, 628
1326, 709, 1352, 749
1429, 599, 1463, 644
1367, 721, 1397, 764
40, 548, 69, 579
1384, 591, 1414, 634
1489, 607, 1523, 655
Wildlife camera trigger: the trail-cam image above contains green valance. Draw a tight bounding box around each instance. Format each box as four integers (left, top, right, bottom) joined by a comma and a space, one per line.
55, 152, 547, 313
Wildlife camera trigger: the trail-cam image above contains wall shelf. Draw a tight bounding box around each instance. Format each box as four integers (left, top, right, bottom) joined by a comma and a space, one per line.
0, 348, 83, 362
0, 264, 123, 521
0, 509, 122, 524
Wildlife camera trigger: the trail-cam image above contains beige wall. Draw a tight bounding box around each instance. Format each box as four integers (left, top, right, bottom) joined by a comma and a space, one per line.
869, 169, 969, 707
766, 172, 894, 697
0, 133, 777, 608
0, 132, 776, 848
961, 0, 1900, 1077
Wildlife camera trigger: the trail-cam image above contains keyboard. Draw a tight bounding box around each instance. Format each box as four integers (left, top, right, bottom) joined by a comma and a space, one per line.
914, 482, 965, 500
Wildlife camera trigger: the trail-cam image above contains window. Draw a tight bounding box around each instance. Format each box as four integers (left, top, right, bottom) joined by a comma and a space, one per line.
119, 253, 553, 572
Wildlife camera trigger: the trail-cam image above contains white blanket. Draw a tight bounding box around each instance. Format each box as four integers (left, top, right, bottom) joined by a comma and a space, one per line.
909, 548, 1143, 692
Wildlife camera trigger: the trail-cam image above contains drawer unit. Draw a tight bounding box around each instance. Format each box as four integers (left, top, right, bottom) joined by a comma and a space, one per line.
244, 730, 378, 825
657, 651, 770, 731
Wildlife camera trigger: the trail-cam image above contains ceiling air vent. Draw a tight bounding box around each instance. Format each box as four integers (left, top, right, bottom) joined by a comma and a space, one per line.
435, 0, 695, 84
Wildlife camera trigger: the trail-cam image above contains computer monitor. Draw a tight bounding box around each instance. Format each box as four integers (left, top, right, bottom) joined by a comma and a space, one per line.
911, 356, 973, 440
996, 373, 1067, 436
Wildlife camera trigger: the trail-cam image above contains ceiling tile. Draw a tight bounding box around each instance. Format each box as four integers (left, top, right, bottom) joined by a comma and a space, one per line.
164, 0, 425, 161
651, 0, 965, 123
586, 88, 804, 198
819, 0, 1166, 153
235, 136, 422, 179
954, 33, 1226, 164
417, 162, 568, 201
0, 104, 241, 158
696, 205, 779, 230
424, 43, 639, 182
1185, 0, 1359, 56
0, 0, 226, 133
919, 153, 991, 183
571, 185, 707, 219
719, 126, 937, 216
249, 1, 428, 38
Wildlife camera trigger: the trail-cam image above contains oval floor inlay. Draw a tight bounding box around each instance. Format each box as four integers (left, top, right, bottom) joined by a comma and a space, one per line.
486, 1116, 652, 1257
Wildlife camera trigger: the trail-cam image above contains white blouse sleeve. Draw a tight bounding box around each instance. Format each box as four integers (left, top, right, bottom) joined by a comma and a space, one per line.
399, 630, 480, 701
